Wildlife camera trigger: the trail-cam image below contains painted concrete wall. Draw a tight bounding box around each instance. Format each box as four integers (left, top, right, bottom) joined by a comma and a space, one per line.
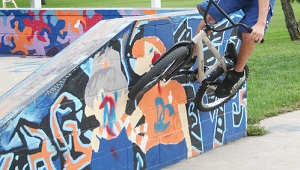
0, 9, 186, 56
0, 9, 247, 169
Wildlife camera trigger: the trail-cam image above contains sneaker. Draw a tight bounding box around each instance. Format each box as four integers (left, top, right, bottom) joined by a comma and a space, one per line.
215, 70, 245, 98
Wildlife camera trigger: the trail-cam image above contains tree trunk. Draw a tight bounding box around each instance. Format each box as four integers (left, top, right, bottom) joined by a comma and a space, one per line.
281, 0, 300, 40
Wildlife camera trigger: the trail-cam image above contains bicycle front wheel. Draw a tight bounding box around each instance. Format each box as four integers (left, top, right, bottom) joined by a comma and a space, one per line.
128, 46, 190, 100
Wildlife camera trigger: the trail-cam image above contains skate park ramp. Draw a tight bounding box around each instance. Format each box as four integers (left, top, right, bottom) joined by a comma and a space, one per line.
0, 9, 248, 169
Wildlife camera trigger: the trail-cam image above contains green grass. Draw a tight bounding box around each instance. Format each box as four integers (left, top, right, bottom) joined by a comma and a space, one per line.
247, 124, 268, 136
247, 1, 300, 124
5, 0, 201, 8
5, 0, 300, 127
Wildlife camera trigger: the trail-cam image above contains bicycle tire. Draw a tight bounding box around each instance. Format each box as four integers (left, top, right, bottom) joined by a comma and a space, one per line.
128, 46, 190, 100
195, 65, 249, 112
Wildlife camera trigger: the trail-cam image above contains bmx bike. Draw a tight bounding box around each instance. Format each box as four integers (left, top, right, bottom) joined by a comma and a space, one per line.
128, 0, 261, 111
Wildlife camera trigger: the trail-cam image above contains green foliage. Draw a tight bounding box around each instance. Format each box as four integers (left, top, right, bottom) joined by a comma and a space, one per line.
247, 124, 268, 136
291, 0, 300, 4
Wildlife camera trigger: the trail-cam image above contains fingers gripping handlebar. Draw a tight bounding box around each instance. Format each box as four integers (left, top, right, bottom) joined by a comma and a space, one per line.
248, 28, 265, 43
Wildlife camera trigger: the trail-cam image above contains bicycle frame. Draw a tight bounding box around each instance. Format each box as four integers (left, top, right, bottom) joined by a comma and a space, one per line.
192, 29, 228, 83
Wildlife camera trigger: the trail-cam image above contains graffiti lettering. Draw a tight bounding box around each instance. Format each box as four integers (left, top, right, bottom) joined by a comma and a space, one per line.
50, 92, 92, 169
154, 97, 174, 133
214, 107, 225, 147
187, 102, 203, 155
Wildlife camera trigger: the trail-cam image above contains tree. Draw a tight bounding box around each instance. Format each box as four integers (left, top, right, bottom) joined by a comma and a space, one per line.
281, 0, 300, 40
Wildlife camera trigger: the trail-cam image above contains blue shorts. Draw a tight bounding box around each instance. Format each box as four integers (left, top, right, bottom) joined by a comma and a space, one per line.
198, 0, 276, 36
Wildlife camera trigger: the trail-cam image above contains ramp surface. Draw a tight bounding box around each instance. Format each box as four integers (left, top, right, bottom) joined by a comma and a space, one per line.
0, 56, 50, 97
0, 17, 132, 126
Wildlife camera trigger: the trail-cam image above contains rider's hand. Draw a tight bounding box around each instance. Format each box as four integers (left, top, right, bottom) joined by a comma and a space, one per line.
250, 23, 265, 43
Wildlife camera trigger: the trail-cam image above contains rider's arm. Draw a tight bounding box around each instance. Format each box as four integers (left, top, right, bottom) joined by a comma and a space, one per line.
250, 0, 270, 42
257, 0, 270, 25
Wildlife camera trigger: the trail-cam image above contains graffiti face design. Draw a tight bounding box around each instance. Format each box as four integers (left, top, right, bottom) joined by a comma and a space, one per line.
132, 36, 166, 75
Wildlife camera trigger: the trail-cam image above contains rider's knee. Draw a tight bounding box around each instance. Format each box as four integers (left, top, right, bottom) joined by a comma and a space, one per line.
239, 32, 252, 42
197, 4, 205, 15
197, 5, 216, 23
206, 15, 216, 23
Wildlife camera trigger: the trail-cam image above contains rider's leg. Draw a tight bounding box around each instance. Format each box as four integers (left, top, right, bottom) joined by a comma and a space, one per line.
234, 32, 255, 72
214, 32, 256, 98
196, 14, 216, 34
198, 19, 256, 74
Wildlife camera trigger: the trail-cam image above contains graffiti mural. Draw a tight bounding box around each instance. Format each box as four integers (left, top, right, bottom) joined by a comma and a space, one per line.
0, 11, 247, 169
0, 9, 182, 57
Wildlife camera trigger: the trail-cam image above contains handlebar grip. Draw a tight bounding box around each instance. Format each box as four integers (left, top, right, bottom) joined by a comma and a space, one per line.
246, 27, 253, 33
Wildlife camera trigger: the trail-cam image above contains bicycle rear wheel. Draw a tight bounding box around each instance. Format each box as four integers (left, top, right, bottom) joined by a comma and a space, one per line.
128, 46, 190, 100
195, 65, 249, 112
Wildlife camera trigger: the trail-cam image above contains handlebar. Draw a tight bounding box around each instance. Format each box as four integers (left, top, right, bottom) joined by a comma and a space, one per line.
202, 0, 264, 43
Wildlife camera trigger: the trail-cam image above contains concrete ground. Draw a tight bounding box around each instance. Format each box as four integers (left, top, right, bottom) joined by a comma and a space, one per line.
164, 110, 300, 170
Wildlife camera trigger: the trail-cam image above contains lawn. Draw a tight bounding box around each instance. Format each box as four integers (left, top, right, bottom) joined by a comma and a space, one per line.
5, 0, 202, 8
247, 1, 300, 123
5, 0, 300, 124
